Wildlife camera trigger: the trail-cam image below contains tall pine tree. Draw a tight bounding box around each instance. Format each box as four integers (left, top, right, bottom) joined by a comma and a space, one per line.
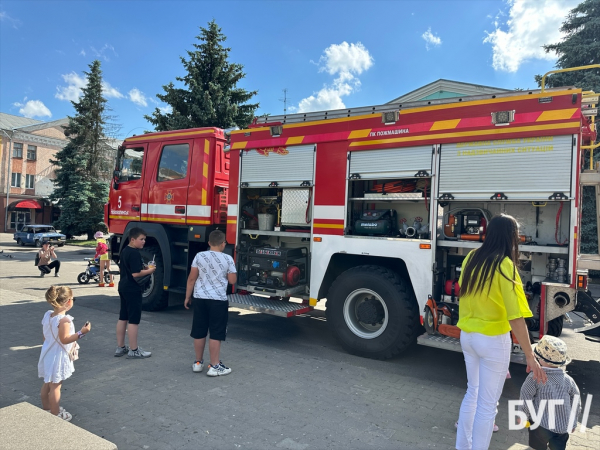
535, 0, 600, 255
145, 20, 258, 131
51, 60, 110, 239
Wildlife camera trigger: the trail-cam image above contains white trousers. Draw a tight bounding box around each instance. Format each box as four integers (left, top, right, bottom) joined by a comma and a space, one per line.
456, 331, 511, 450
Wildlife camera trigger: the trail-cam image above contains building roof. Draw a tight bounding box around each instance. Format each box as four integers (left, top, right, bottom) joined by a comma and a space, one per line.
0, 113, 42, 130
387, 79, 512, 104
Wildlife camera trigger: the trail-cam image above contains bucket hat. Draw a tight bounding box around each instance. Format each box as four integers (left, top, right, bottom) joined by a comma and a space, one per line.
532, 335, 571, 367
94, 231, 105, 239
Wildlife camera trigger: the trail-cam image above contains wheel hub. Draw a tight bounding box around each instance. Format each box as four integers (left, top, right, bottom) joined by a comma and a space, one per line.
356, 297, 385, 325
343, 288, 389, 339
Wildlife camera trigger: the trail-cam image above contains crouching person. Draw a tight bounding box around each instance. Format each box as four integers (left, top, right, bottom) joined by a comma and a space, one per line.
37, 241, 60, 277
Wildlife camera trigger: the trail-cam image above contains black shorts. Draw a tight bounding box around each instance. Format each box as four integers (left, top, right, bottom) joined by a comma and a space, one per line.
529, 426, 569, 450
118, 290, 142, 325
190, 297, 229, 341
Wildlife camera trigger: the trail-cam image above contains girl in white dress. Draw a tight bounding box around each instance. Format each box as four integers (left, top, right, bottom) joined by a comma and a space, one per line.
38, 286, 91, 421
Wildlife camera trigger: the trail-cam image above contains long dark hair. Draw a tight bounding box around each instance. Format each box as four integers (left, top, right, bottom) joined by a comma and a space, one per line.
460, 214, 520, 297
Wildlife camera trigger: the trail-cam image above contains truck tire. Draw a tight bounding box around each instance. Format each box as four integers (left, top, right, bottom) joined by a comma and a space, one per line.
546, 315, 564, 337
326, 265, 419, 359
139, 245, 169, 311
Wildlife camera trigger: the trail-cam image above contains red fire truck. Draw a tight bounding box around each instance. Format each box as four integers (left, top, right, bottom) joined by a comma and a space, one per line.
105, 74, 600, 360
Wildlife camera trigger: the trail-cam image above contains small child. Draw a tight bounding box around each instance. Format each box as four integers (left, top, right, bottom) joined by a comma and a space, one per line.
519, 335, 581, 450
184, 230, 237, 376
38, 285, 91, 421
94, 231, 113, 287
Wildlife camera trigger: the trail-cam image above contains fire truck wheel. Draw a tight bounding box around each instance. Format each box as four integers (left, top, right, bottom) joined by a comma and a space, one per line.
546, 315, 564, 337
139, 245, 169, 311
326, 265, 418, 360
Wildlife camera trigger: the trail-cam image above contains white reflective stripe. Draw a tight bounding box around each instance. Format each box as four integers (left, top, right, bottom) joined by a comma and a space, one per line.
228, 204, 238, 216
141, 203, 148, 214
314, 205, 345, 220
146, 204, 182, 215
187, 205, 211, 217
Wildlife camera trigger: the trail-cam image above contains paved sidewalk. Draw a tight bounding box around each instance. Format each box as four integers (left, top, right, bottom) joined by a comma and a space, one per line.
0, 234, 598, 449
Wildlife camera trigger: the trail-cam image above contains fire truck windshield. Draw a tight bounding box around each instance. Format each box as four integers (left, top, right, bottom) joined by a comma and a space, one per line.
115, 147, 144, 182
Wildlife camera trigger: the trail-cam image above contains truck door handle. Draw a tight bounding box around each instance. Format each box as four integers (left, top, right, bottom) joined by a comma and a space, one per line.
132, 205, 140, 212
175, 206, 186, 214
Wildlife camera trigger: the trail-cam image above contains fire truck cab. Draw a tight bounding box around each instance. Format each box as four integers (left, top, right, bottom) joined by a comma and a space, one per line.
225, 86, 600, 360
105, 127, 229, 310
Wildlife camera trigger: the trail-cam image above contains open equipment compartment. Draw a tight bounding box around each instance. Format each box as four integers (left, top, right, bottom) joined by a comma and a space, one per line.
235, 144, 315, 300
429, 133, 578, 339
346, 145, 433, 240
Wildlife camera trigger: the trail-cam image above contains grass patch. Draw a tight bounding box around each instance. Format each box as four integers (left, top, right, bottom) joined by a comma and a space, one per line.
66, 240, 96, 248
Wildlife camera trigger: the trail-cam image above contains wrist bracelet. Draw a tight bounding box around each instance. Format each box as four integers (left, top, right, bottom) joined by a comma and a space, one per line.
77, 331, 84, 339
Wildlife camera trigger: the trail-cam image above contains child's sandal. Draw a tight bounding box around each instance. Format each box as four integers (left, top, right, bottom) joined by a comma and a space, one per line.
57, 410, 72, 421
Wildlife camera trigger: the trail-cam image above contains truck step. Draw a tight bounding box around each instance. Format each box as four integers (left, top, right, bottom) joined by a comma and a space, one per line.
172, 264, 187, 271
173, 242, 188, 247
227, 294, 313, 318
417, 333, 527, 365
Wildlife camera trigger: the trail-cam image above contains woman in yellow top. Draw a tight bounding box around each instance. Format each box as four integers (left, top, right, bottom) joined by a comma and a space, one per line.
455, 214, 546, 450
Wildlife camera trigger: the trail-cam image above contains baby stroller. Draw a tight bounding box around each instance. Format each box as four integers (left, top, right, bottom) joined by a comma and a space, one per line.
77, 258, 113, 284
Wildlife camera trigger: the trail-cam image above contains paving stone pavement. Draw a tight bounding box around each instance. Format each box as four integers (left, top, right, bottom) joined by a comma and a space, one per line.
0, 235, 598, 450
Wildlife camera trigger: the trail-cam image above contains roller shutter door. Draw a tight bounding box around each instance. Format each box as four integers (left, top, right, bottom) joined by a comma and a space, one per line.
349, 146, 432, 179
438, 135, 573, 200
240, 144, 315, 187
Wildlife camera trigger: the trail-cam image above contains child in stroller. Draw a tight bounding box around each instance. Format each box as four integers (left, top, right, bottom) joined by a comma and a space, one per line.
77, 258, 116, 284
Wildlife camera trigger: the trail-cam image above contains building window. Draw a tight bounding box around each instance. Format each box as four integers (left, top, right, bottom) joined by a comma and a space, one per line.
13, 143, 23, 158
11, 173, 21, 187
25, 174, 35, 189
27, 145, 37, 160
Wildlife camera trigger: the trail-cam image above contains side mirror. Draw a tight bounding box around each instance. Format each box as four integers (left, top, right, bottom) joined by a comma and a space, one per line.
113, 180, 119, 190
113, 170, 121, 178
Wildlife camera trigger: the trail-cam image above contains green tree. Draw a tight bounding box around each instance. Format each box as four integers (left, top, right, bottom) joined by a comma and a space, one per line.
145, 20, 259, 131
51, 60, 111, 239
535, 0, 600, 256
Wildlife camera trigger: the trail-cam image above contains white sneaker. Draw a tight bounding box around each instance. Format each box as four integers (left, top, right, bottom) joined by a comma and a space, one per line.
55, 273, 60, 277
207, 362, 231, 377
127, 347, 151, 359
192, 360, 204, 373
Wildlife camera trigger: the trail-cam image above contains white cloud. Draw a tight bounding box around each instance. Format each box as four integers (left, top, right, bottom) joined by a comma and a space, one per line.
483, 0, 579, 72
55, 72, 87, 101
102, 81, 123, 99
128, 88, 148, 107
90, 43, 117, 62
422, 28, 442, 50
56, 72, 123, 101
13, 99, 52, 118
79, 49, 86, 56
297, 42, 374, 113
0, 11, 21, 29
159, 105, 172, 114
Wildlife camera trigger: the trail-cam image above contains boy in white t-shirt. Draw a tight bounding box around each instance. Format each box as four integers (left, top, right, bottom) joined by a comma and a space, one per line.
184, 230, 237, 376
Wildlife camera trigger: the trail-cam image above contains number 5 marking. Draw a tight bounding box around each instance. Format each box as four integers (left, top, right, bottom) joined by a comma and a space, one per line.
118, 196, 122, 208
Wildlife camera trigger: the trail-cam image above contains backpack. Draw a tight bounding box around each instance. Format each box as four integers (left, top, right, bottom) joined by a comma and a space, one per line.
97, 242, 108, 255
34, 253, 40, 266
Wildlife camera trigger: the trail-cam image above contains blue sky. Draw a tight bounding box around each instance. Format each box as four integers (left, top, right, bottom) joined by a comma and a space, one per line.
0, 0, 580, 138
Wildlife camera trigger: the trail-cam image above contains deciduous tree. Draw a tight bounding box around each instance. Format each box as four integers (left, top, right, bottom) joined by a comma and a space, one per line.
536, 0, 600, 255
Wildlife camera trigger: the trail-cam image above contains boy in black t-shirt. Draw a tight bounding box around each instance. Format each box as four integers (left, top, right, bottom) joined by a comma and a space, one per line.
115, 227, 155, 359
